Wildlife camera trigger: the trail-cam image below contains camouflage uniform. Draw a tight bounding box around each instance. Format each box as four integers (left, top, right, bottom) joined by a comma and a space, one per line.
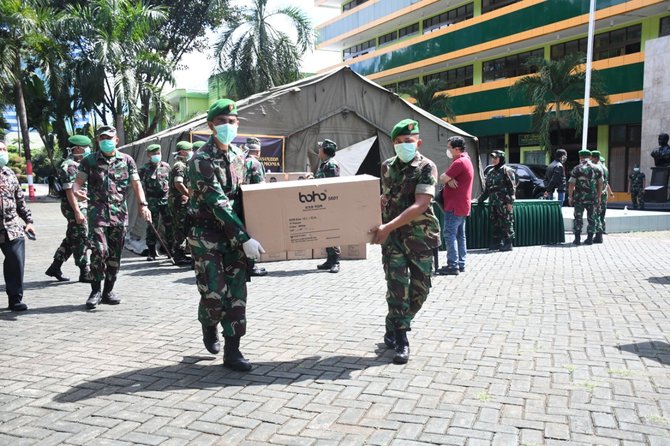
243, 154, 265, 184
187, 138, 251, 337
139, 160, 173, 251
315, 156, 341, 259
480, 165, 516, 242
629, 170, 645, 210
569, 159, 599, 235
380, 153, 441, 332
53, 157, 88, 268
77, 151, 139, 283
169, 158, 190, 257
592, 161, 609, 233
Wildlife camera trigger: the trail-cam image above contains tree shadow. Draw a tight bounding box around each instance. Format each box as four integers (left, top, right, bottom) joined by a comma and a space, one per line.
11, 279, 77, 291
262, 269, 322, 277
54, 353, 389, 403
0, 303, 88, 321
647, 276, 670, 285
617, 341, 670, 366
125, 266, 187, 277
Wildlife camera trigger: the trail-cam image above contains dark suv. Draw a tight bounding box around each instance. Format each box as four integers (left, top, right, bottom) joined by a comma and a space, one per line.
484, 163, 547, 199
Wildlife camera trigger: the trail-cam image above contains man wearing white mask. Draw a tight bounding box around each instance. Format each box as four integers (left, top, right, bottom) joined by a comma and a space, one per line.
0, 141, 36, 312
139, 143, 173, 261
168, 140, 194, 266
371, 119, 441, 365
46, 134, 93, 283
187, 99, 265, 372
73, 125, 152, 309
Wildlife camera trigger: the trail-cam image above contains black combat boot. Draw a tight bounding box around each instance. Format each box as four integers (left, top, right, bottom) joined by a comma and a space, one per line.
86, 281, 102, 309
202, 325, 220, 354
594, 232, 603, 244
78, 265, 92, 283
329, 254, 340, 274
317, 255, 335, 271
173, 251, 192, 266
45, 259, 70, 282
101, 278, 121, 305
223, 336, 252, 371
393, 329, 410, 364
488, 238, 501, 251
383, 330, 395, 349
584, 233, 594, 245
572, 232, 581, 245
8, 295, 27, 312
250, 264, 268, 276
500, 238, 513, 252
146, 245, 157, 261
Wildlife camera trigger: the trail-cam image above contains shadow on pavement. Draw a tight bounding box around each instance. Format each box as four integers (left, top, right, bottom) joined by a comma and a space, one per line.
0, 304, 87, 320
617, 341, 670, 366
265, 269, 325, 277
125, 266, 188, 277
54, 353, 388, 403
647, 276, 670, 285
16, 279, 77, 290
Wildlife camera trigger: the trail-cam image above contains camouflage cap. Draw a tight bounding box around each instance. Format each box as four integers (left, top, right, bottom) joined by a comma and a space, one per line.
146, 143, 161, 152
96, 125, 116, 137
175, 141, 193, 151
68, 134, 91, 147
590, 150, 601, 157
490, 150, 505, 158
578, 149, 592, 156
246, 137, 261, 151
246, 137, 260, 145
320, 139, 337, 156
391, 119, 420, 141
207, 98, 237, 121
192, 141, 206, 149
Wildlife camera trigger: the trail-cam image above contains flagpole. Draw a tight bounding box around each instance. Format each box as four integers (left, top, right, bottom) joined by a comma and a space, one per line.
581, 0, 597, 150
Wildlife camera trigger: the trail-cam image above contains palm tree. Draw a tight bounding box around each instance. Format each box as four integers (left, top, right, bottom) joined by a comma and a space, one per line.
213, 0, 314, 99
511, 54, 609, 151
400, 79, 456, 122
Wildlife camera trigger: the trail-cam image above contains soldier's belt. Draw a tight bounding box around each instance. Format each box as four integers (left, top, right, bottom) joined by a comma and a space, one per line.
192, 219, 222, 230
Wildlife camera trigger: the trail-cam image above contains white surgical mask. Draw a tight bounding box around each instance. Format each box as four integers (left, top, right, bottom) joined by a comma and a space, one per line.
0, 152, 8, 168
394, 143, 417, 163
446, 148, 453, 159
215, 123, 238, 145
150, 154, 161, 164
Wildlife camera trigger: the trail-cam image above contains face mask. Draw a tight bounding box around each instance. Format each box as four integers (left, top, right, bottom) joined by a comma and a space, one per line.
215, 123, 237, 145
150, 154, 161, 164
0, 152, 8, 168
99, 139, 116, 153
446, 148, 453, 159
186, 152, 193, 161
394, 143, 417, 163
634, 168, 639, 172
71, 147, 91, 159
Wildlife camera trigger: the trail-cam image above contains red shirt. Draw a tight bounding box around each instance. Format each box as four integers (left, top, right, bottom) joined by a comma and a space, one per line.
442, 152, 474, 217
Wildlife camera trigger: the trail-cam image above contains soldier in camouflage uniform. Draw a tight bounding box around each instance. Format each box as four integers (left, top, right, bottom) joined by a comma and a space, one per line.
629, 164, 645, 210
168, 141, 193, 266
242, 137, 268, 277
568, 149, 603, 245
314, 139, 342, 273
45, 135, 92, 283
371, 119, 441, 365
140, 144, 173, 261
478, 150, 516, 252
74, 126, 152, 309
187, 99, 265, 372
590, 151, 614, 243
0, 141, 36, 312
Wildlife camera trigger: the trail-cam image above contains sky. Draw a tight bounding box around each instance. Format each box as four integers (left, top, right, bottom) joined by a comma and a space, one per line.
172, 0, 340, 92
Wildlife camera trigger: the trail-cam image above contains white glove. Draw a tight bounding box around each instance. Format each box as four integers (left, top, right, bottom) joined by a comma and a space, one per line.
242, 238, 265, 260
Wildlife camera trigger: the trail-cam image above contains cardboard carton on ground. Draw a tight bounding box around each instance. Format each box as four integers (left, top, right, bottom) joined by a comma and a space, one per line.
287, 249, 312, 260
340, 243, 367, 260
242, 175, 381, 254
260, 251, 287, 263
266, 172, 312, 183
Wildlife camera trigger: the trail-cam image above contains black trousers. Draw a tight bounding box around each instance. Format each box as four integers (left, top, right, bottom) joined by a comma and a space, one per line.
1, 237, 25, 301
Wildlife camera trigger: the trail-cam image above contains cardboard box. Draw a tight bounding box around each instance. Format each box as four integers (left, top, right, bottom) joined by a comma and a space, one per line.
266, 172, 312, 183
242, 175, 381, 254
340, 244, 367, 260
260, 251, 287, 263
287, 249, 312, 260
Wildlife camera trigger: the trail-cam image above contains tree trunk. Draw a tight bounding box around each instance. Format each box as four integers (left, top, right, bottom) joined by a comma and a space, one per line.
13, 56, 34, 199
114, 96, 125, 147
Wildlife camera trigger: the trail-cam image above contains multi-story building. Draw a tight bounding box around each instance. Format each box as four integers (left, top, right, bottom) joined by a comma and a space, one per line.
316, 0, 670, 195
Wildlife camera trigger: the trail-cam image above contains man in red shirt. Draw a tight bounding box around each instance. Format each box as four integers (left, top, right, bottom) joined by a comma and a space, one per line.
437, 136, 474, 275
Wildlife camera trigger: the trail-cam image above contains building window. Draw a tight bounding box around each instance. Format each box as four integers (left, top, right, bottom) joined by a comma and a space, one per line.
609, 124, 641, 192
343, 0, 368, 12
552, 24, 642, 61
661, 16, 670, 37
423, 65, 474, 90
343, 38, 376, 61
423, 3, 474, 34
398, 23, 419, 39
379, 30, 398, 46
482, 0, 521, 14
397, 78, 419, 93
482, 49, 544, 82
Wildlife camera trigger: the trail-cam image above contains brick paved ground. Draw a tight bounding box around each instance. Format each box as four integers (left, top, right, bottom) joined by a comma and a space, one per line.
1, 201, 670, 445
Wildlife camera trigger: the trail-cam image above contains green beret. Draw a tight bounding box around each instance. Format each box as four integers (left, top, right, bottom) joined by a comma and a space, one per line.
578, 149, 592, 156
391, 119, 419, 141
68, 135, 91, 147
146, 143, 161, 152
590, 150, 601, 157
207, 98, 237, 121
193, 141, 206, 149
176, 141, 193, 151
